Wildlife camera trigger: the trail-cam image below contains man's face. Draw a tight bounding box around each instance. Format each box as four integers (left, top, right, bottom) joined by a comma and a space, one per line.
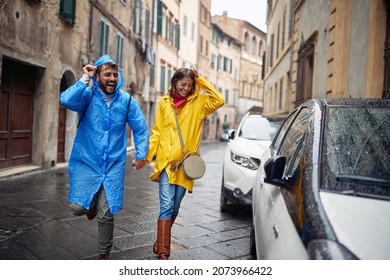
96, 65, 118, 95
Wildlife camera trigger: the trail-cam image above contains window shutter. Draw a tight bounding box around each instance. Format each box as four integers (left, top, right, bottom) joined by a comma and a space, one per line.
175, 24, 180, 49
59, 0, 76, 24
157, 0, 163, 35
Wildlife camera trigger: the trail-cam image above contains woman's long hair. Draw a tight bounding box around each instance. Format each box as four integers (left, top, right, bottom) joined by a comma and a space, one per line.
168, 68, 197, 98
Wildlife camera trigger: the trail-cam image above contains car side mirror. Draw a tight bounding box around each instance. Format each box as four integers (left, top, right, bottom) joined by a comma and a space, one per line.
228, 129, 236, 140
264, 155, 286, 187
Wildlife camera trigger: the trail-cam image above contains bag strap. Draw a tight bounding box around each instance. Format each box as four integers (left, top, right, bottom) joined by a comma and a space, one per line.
170, 108, 202, 173
77, 92, 94, 128
173, 108, 185, 157
126, 95, 132, 120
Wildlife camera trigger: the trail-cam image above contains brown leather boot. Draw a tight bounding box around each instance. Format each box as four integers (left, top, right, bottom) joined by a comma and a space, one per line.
156, 219, 171, 260
153, 217, 176, 254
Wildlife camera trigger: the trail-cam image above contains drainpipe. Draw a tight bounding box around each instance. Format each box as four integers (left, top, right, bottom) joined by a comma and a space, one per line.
87, 0, 95, 63
288, 0, 295, 111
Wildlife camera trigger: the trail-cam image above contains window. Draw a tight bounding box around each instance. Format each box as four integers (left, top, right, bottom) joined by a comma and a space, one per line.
115, 33, 124, 69
98, 19, 109, 57
244, 32, 249, 52
145, 9, 150, 44
183, 15, 188, 37
59, 0, 76, 24
223, 57, 229, 71
242, 81, 247, 97
191, 22, 195, 41
133, 0, 143, 35
269, 34, 274, 67
211, 54, 216, 69
167, 69, 172, 91
156, 1, 180, 49
252, 36, 257, 56
160, 66, 166, 93
296, 34, 316, 107
279, 78, 284, 110
277, 108, 309, 178
157, 0, 163, 35
225, 89, 229, 104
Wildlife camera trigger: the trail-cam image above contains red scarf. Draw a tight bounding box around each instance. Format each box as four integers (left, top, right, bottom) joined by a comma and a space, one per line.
173, 93, 188, 108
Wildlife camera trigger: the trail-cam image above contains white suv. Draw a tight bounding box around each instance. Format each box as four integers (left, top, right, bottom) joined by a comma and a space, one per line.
220, 112, 283, 211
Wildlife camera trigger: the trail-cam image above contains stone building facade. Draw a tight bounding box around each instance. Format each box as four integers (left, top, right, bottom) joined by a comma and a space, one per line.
264, 0, 390, 118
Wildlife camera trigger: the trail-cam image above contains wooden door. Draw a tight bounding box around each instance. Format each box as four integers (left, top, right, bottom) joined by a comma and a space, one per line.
0, 58, 35, 168
57, 77, 67, 163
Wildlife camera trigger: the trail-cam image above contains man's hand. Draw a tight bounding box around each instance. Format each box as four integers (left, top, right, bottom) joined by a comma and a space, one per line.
83, 64, 97, 78
132, 159, 147, 170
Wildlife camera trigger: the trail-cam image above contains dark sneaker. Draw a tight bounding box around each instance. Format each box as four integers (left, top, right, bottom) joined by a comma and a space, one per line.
99, 254, 111, 260
86, 206, 97, 220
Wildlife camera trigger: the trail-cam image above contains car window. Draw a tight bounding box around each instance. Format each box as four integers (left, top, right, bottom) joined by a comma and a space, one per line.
277, 108, 310, 178
238, 116, 282, 141
273, 110, 298, 151
323, 106, 390, 195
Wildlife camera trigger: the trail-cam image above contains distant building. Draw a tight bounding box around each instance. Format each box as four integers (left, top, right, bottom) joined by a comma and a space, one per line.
264, 0, 390, 118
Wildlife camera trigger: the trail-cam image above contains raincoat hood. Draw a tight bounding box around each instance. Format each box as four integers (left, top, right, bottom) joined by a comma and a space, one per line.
92, 54, 124, 95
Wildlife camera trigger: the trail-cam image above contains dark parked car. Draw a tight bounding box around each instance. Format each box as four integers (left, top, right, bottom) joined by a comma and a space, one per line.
220, 129, 230, 142
251, 98, 390, 260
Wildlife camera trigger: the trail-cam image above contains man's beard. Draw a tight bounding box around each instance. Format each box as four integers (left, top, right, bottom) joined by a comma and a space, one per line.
99, 80, 117, 95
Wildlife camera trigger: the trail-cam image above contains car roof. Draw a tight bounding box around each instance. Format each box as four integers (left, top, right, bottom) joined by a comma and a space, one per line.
310, 98, 390, 108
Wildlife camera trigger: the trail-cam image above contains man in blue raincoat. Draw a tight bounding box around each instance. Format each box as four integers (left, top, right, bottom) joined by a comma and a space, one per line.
60, 55, 149, 260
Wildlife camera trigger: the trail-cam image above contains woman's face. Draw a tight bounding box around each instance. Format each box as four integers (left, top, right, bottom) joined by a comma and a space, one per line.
174, 77, 193, 97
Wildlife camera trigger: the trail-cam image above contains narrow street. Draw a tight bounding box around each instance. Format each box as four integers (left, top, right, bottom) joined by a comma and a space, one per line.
0, 142, 252, 260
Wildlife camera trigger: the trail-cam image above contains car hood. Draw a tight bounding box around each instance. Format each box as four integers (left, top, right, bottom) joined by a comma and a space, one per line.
320, 191, 390, 259
229, 137, 272, 159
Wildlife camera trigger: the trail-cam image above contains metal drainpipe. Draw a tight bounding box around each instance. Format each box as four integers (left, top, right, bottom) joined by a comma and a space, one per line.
87, 0, 95, 62
288, 0, 295, 111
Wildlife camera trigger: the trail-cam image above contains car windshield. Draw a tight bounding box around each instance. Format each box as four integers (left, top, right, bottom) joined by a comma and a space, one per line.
323, 106, 390, 198
239, 116, 283, 141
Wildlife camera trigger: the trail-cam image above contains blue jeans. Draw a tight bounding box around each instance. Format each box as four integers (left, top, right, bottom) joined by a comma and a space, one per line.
158, 170, 186, 220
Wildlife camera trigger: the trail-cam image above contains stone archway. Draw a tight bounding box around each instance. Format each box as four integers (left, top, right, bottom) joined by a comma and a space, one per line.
57, 70, 76, 162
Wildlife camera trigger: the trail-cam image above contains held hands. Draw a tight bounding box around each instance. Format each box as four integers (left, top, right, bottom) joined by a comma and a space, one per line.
83, 64, 97, 78
132, 159, 147, 170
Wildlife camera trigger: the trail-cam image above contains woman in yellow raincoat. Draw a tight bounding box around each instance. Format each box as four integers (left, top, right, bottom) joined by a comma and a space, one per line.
146, 68, 224, 260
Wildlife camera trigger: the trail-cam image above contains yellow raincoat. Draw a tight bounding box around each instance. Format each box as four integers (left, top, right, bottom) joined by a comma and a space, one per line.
146, 76, 224, 193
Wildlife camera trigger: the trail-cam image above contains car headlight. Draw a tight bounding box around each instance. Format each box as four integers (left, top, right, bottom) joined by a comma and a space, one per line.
230, 151, 260, 170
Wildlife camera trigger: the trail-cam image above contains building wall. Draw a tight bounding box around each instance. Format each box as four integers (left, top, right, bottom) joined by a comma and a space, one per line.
266, 0, 388, 118
178, 0, 199, 68
212, 12, 265, 126
0, 0, 149, 170
263, 0, 292, 116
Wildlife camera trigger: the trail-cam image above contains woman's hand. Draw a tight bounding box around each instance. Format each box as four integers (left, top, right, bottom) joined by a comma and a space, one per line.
190, 66, 199, 78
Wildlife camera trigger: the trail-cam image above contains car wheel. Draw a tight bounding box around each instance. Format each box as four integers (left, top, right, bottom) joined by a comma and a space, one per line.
249, 220, 257, 259
220, 178, 230, 212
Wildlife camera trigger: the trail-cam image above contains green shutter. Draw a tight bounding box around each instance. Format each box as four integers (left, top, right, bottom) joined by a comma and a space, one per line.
60, 0, 76, 24
157, 0, 163, 35
175, 24, 180, 49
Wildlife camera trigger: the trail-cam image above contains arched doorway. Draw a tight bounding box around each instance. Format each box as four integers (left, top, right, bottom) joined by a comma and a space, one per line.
57, 70, 76, 163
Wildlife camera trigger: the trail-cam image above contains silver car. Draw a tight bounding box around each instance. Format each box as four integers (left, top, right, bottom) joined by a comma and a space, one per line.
251, 98, 390, 259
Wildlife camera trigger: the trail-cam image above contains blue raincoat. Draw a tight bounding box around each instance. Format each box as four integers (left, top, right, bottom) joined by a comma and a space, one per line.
60, 55, 149, 214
